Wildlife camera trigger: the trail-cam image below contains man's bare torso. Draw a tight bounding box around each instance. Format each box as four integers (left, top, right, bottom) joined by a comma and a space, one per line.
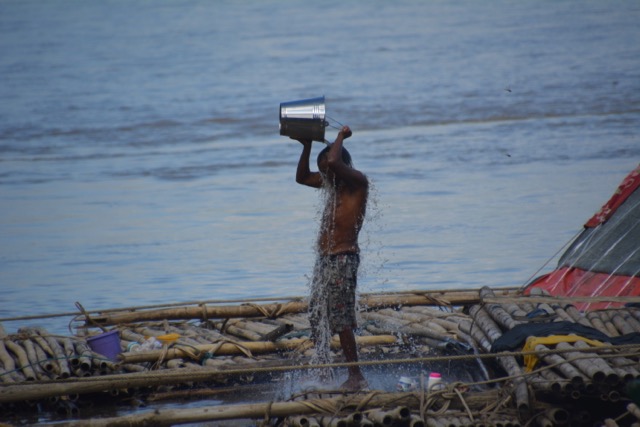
318, 183, 368, 256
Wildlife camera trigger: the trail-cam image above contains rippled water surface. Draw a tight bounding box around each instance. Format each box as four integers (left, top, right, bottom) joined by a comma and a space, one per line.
1, 0, 639, 334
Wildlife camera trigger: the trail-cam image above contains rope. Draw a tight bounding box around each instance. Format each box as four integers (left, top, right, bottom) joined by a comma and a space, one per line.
518, 228, 582, 291
242, 302, 299, 319
72, 302, 106, 333
2, 336, 638, 380
452, 383, 474, 421
199, 303, 208, 323
260, 400, 273, 426
1, 288, 516, 324
205, 339, 254, 359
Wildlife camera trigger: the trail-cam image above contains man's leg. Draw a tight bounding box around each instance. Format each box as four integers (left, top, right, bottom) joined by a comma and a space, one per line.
339, 328, 367, 390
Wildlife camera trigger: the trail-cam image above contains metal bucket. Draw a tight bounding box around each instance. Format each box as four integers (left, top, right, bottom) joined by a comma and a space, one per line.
279, 96, 327, 142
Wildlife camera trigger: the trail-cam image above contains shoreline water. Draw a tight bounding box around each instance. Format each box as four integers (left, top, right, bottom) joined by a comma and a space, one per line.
1, 1, 639, 335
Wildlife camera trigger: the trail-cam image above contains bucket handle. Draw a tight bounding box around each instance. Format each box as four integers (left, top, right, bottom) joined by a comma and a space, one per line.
323, 115, 347, 144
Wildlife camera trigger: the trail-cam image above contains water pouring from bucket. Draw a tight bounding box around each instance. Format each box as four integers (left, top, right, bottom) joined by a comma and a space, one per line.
279, 96, 345, 144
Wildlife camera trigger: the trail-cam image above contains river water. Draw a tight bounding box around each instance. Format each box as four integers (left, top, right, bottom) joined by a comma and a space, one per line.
1, 0, 639, 335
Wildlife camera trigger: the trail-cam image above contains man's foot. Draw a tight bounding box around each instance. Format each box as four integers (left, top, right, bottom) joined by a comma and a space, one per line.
340, 374, 368, 391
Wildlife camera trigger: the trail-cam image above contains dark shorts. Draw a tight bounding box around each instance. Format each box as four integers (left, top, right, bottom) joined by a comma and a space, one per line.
309, 252, 359, 335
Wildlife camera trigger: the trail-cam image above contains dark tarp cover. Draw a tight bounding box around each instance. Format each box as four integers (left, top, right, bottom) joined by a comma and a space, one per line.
491, 321, 640, 352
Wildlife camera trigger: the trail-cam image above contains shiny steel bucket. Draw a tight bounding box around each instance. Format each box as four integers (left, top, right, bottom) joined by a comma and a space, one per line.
279, 96, 327, 142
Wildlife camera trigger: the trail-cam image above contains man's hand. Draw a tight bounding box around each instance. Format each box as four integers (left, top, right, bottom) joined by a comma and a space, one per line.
339, 126, 352, 139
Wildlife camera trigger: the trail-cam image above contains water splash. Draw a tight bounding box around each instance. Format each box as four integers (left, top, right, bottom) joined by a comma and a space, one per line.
306, 182, 338, 381
305, 174, 389, 382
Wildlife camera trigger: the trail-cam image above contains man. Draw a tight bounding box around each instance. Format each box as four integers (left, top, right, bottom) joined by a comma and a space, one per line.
294, 125, 368, 390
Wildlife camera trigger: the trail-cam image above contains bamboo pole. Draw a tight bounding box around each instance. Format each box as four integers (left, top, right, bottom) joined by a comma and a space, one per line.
87, 290, 521, 326
457, 319, 492, 353
378, 309, 451, 334
0, 340, 16, 373
213, 320, 263, 341
361, 312, 454, 344
528, 374, 553, 392
562, 305, 592, 328
549, 305, 576, 323
119, 335, 397, 364
572, 340, 619, 385
621, 310, 640, 332
237, 319, 277, 336
47, 389, 500, 427
72, 341, 92, 372
0, 340, 20, 383
4, 340, 36, 381
119, 328, 146, 344
36, 329, 71, 379
610, 356, 640, 378
533, 344, 588, 385
610, 312, 635, 335
276, 314, 311, 331
586, 311, 612, 336
262, 323, 293, 342
479, 287, 523, 331
554, 342, 606, 383
182, 324, 226, 342
468, 305, 529, 416
24, 339, 50, 380
595, 311, 620, 337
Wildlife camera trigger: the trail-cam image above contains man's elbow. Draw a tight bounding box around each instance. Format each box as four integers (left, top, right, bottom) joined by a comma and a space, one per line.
295, 174, 307, 185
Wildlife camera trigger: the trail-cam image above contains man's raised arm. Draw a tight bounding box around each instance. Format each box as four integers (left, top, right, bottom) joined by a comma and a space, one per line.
295, 139, 323, 188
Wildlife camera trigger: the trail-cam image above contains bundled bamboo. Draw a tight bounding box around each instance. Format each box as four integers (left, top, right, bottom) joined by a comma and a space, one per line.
468, 305, 529, 416
533, 344, 588, 385
554, 342, 610, 384
620, 310, 640, 332
537, 367, 568, 395
48, 389, 501, 427
361, 311, 455, 345
72, 341, 92, 372
0, 339, 20, 383
610, 312, 635, 335
549, 305, 577, 323
275, 314, 311, 331
36, 329, 71, 379
572, 340, 619, 385
212, 320, 263, 341
3, 340, 36, 381
609, 355, 640, 379
594, 311, 620, 337
457, 319, 492, 353
21, 339, 49, 380
586, 311, 612, 336
563, 305, 592, 328
479, 287, 523, 330
365, 406, 411, 426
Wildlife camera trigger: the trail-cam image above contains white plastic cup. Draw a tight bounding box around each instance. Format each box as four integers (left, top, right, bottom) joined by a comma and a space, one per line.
396, 376, 418, 392
427, 372, 443, 391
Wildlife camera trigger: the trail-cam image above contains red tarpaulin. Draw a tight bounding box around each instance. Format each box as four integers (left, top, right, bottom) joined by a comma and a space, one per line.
526, 165, 640, 311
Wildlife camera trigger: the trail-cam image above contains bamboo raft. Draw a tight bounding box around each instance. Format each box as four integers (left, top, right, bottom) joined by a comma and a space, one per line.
1, 286, 640, 427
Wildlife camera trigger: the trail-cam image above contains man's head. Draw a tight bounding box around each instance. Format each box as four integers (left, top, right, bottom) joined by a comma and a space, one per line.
317, 144, 352, 171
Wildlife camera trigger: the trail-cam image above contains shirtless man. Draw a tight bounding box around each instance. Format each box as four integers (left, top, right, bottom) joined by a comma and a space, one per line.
295, 125, 368, 390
